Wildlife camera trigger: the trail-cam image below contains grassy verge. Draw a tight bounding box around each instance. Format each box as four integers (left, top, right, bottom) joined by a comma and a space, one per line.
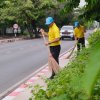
30, 30, 100, 100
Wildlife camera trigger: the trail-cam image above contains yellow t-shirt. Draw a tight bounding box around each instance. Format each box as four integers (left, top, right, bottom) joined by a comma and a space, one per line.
48, 23, 60, 46
74, 25, 85, 38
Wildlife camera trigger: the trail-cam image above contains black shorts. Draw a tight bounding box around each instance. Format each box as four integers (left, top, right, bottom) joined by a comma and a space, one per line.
49, 45, 61, 64
77, 37, 85, 51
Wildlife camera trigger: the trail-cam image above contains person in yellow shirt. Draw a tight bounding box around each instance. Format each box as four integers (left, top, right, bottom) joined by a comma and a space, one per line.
74, 22, 86, 51
40, 17, 61, 78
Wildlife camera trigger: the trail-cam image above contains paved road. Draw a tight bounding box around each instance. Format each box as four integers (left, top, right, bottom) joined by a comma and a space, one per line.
0, 38, 75, 94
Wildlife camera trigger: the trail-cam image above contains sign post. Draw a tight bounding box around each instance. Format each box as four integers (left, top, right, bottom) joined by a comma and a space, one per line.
13, 24, 18, 37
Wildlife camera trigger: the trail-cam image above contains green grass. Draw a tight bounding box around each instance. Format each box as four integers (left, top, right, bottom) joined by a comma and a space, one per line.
30, 30, 100, 100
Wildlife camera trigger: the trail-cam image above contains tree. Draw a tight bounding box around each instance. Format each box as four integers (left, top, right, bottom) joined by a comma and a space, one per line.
0, 0, 57, 37
57, 0, 100, 21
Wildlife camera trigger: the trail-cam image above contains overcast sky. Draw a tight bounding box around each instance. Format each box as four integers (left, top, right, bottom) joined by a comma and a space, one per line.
79, 0, 86, 7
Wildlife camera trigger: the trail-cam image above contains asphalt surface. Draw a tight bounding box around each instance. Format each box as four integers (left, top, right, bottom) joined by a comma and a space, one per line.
0, 38, 75, 94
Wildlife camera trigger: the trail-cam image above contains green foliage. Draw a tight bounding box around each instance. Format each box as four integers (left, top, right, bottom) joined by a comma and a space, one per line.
0, 0, 57, 24
30, 30, 100, 100
82, 42, 100, 99
51, 94, 69, 100
22, 32, 30, 37
30, 84, 49, 100
88, 30, 100, 47
58, 0, 100, 21
31, 48, 90, 99
0, 0, 61, 37
84, 0, 100, 21
93, 75, 100, 100
84, 20, 94, 29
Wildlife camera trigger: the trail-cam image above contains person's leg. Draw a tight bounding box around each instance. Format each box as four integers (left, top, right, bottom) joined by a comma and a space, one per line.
49, 45, 61, 79
81, 37, 85, 48
79, 37, 85, 50
50, 45, 61, 64
52, 45, 61, 64
77, 39, 80, 51
49, 46, 56, 78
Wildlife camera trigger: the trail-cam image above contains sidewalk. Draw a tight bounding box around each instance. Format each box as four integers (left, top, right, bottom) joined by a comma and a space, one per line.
2, 45, 76, 100
0, 37, 24, 44
2, 40, 89, 100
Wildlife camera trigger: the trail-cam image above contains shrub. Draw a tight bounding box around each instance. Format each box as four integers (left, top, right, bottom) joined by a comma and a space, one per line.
88, 30, 100, 46
30, 30, 100, 100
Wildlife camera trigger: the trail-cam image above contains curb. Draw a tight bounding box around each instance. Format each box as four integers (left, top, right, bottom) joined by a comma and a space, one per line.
0, 63, 48, 100
1, 40, 89, 100
2, 66, 50, 100
0, 38, 24, 44
1, 49, 73, 100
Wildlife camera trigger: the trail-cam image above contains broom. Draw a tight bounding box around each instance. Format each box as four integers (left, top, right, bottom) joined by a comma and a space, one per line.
41, 32, 60, 74
65, 41, 77, 59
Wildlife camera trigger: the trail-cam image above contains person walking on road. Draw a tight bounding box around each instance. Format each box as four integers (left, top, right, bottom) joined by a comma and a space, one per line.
74, 21, 86, 51
40, 17, 61, 78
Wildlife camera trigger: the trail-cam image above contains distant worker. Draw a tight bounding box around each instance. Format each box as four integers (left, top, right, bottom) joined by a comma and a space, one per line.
74, 21, 86, 51
40, 17, 61, 79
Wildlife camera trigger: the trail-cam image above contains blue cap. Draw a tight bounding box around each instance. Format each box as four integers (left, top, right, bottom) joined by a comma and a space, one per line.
45, 17, 54, 25
74, 21, 79, 27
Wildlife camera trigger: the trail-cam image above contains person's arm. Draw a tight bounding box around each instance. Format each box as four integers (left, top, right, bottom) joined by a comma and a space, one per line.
39, 29, 48, 37
47, 37, 60, 45
74, 29, 78, 41
74, 36, 77, 41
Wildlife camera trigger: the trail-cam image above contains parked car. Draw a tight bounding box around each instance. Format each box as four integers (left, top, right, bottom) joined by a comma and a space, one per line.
60, 25, 75, 40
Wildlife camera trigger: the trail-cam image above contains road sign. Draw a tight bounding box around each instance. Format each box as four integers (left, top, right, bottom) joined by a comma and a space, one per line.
13, 24, 18, 29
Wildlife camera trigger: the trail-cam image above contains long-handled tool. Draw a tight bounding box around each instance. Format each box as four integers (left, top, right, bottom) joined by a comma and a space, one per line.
41, 32, 60, 74
65, 41, 77, 59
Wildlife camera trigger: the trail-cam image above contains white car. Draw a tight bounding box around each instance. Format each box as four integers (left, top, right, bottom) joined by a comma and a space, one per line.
60, 25, 75, 40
